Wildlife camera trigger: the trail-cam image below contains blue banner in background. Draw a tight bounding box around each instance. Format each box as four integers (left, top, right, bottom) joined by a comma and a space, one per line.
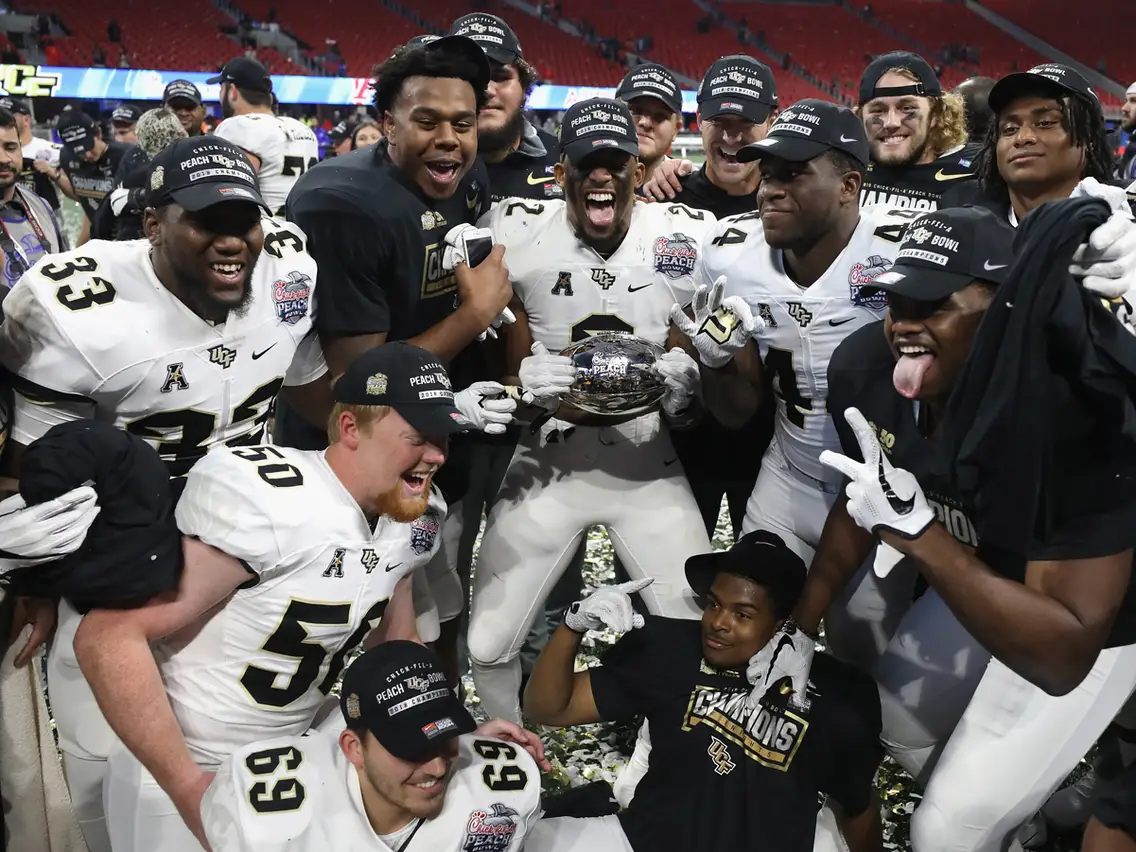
0, 63, 699, 111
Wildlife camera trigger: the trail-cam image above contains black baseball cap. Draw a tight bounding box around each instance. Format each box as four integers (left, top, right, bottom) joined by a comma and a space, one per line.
145, 136, 265, 211
616, 63, 683, 115
406, 34, 441, 49
333, 342, 474, 437
869, 206, 1015, 301
559, 97, 638, 164
684, 530, 807, 612
0, 96, 31, 116
449, 13, 522, 65
697, 55, 777, 123
737, 98, 869, 165
987, 63, 1101, 116
208, 57, 273, 94
341, 641, 476, 762
163, 79, 203, 106
328, 118, 357, 145
57, 111, 99, 156
111, 104, 143, 126
858, 51, 942, 105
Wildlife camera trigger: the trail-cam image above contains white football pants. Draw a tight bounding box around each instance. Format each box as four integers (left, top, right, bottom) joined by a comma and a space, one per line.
468, 414, 706, 722
48, 599, 118, 852
869, 576, 1136, 852
104, 743, 205, 852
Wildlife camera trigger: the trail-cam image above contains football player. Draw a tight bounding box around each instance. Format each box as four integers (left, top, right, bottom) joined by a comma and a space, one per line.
809, 204, 1136, 852
460, 97, 713, 723
203, 641, 543, 852
679, 100, 918, 568
210, 57, 320, 217
855, 51, 976, 210
74, 344, 476, 852
615, 63, 684, 189
0, 135, 328, 852
640, 55, 777, 216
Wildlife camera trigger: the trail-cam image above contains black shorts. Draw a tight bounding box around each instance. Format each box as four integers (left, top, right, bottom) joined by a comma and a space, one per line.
1094, 761, 1136, 838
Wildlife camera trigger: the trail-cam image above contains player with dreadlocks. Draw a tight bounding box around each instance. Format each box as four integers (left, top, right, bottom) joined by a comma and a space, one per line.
942, 63, 1127, 224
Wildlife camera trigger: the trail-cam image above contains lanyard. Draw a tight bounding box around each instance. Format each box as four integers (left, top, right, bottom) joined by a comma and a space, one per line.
0, 186, 51, 280
395, 819, 423, 852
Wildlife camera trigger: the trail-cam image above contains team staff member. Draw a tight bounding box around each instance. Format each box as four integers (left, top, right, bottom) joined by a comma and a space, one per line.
523, 532, 882, 852
0, 108, 65, 289
643, 55, 777, 215
0, 95, 72, 219
56, 110, 133, 247
616, 63, 683, 189
101, 107, 189, 242
281, 36, 511, 467
450, 13, 560, 202
202, 642, 545, 852
800, 206, 1136, 852
856, 51, 976, 210
942, 64, 1125, 223
210, 56, 320, 216
163, 79, 207, 138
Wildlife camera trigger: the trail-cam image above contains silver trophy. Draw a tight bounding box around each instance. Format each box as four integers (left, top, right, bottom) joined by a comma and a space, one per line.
560, 332, 667, 417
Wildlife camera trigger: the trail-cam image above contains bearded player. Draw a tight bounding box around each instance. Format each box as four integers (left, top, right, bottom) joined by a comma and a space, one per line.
210, 56, 319, 217
458, 97, 713, 723
0, 134, 329, 852
203, 641, 543, 852
73, 344, 491, 852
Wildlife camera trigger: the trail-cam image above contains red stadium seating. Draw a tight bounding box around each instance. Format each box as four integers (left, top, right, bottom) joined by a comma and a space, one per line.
980, 0, 1134, 87
232, 0, 420, 77
14, 0, 300, 73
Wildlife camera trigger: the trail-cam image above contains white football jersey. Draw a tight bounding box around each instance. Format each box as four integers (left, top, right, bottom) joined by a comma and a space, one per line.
170, 445, 447, 765
481, 199, 719, 351
214, 114, 320, 215
697, 206, 921, 484
0, 218, 324, 476
203, 729, 541, 852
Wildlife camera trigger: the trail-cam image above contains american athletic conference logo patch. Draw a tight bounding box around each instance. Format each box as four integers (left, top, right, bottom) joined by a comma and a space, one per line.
273, 271, 312, 324
410, 507, 441, 555
848, 255, 892, 310
654, 232, 698, 279
462, 804, 519, 852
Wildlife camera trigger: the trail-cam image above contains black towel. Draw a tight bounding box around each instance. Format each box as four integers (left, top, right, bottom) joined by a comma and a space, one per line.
941, 196, 1136, 556
7, 420, 182, 612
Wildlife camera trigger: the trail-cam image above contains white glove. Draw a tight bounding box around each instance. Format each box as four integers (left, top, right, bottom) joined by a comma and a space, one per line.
109, 186, 132, 217
819, 407, 935, 540
518, 341, 577, 409
0, 485, 100, 578
745, 618, 816, 712
653, 347, 700, 416
564, 577, 654, 634
1068, 178, 1136, 298
440, 223, 478, 271
477, 307, 517, 341
535, 415, 576, 447
453, 381, 517, 435
669, 276, 764, 368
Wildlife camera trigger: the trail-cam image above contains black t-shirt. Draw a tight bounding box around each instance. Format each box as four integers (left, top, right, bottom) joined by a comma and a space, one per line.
590, 617, 882, 852
671, 165, 759, 218
286, 139, 491, 381
61, 140, 134, 222
18, 159, 61, 213
91, 145, 149, 242
484, 123, 562, 203
939, 177, 1136, 222
827, 324, 1136, 646
859, 142, 981, 211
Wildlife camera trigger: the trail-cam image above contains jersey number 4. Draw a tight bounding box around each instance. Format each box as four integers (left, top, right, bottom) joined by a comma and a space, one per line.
765, 347, 812, 428
241, 597, 390, 707
245, 745, 305, 815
